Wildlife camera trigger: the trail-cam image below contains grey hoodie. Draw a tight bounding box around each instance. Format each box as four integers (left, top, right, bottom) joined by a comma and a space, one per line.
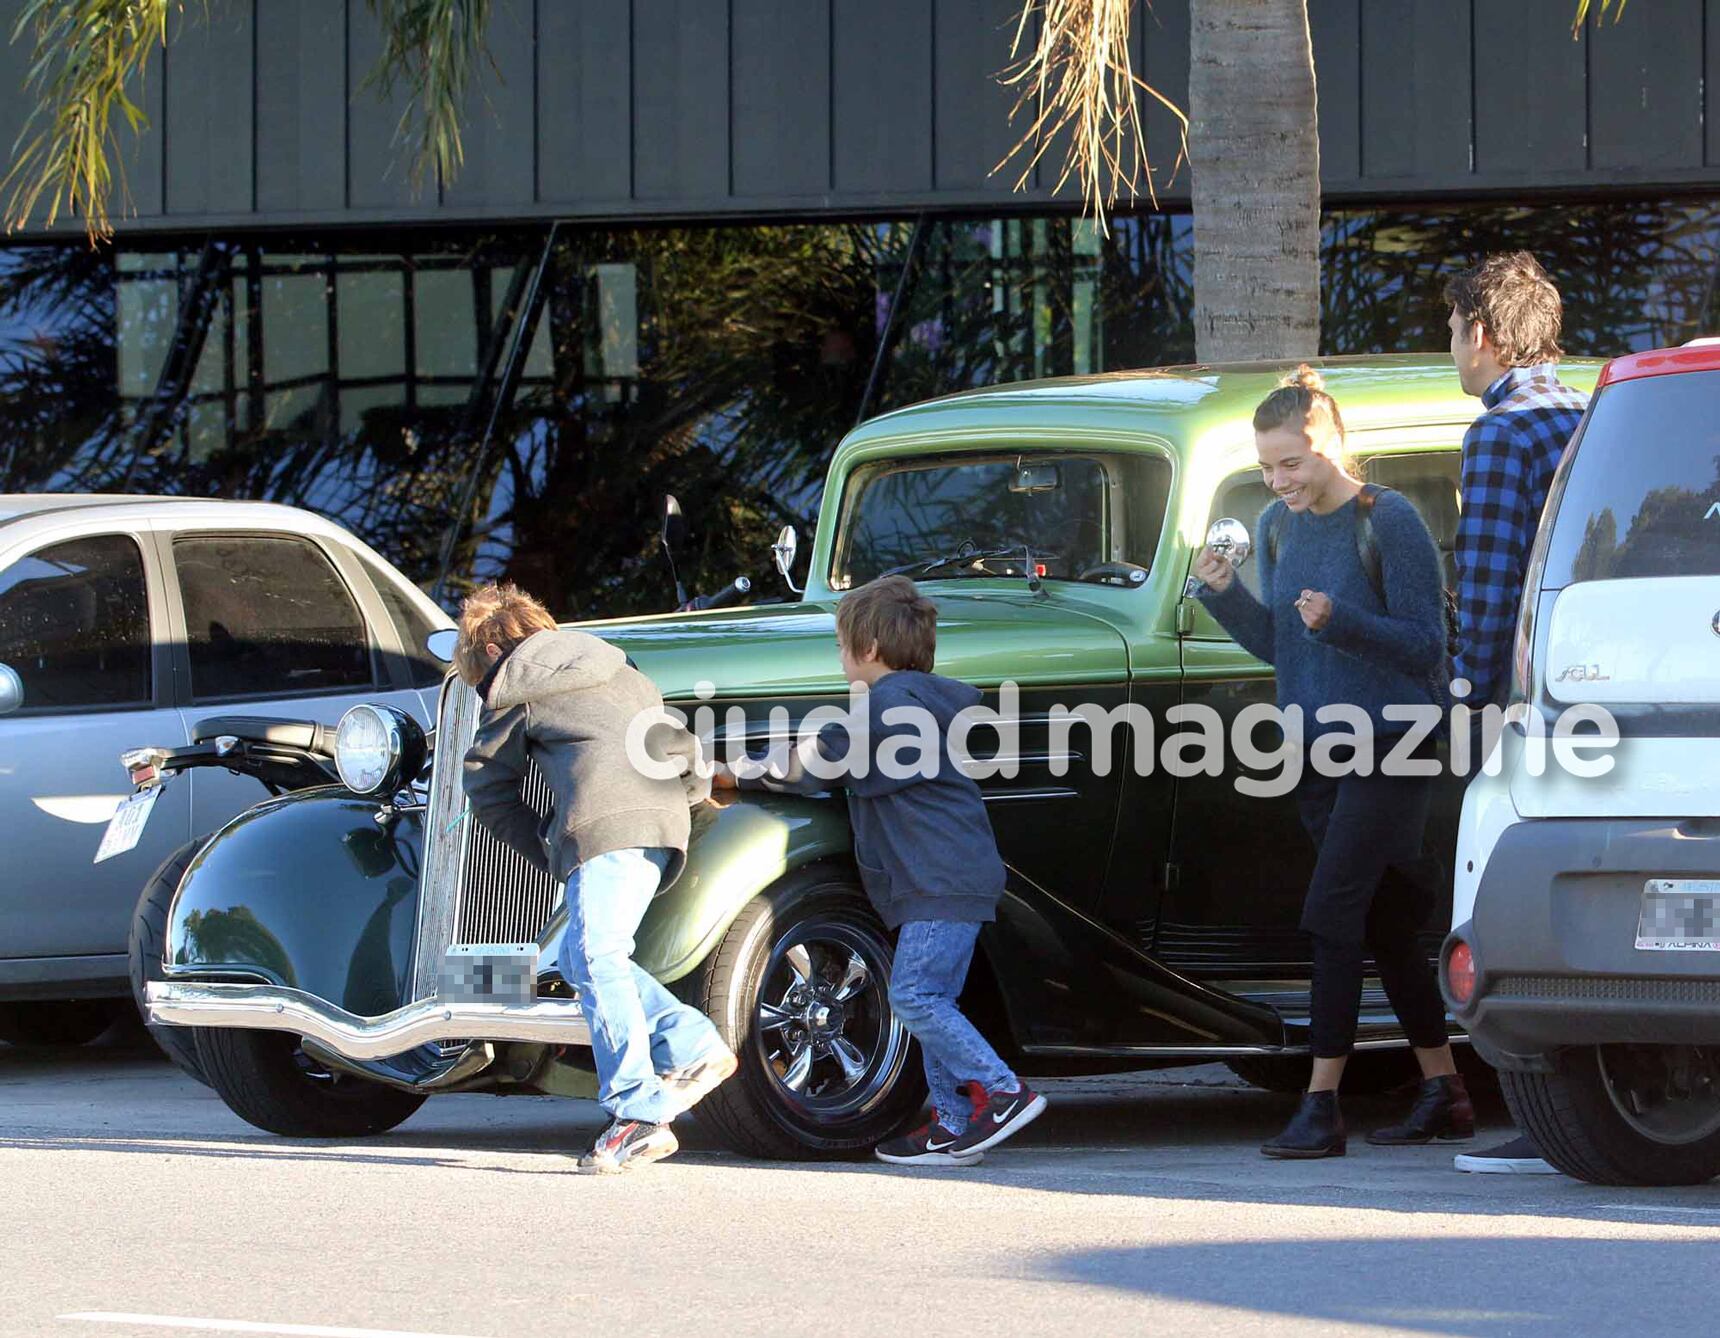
462, 629, 709, 889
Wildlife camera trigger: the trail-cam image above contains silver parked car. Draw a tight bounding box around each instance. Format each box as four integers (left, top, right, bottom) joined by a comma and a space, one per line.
0, 495, 451, 1047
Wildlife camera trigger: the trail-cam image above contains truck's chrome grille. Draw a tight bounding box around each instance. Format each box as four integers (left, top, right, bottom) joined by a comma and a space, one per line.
414, 676, 565, 1002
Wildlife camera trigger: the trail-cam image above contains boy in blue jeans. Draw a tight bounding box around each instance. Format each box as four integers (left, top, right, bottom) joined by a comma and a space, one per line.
715, 575, 1046, 1165
458, 583, 736, 1174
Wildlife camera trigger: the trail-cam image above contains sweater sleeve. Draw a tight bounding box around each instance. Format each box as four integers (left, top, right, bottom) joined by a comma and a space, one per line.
1194, 499, 1282, 665
1311, 491, 1446, 676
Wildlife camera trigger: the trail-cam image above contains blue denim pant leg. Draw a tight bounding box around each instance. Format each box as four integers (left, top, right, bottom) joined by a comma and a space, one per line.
557, 847, 723, 1124
887, 920, 1016, 1133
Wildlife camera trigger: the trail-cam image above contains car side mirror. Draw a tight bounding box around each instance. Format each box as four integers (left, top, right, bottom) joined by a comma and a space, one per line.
0, 663, 21, 715
772, 525, 803, 595
1206, 517, 1252, 569
425, 629, 457, 664
661, 494, 687, 550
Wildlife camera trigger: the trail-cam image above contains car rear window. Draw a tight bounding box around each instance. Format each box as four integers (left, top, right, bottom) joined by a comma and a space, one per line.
1542, 369, 1720, 586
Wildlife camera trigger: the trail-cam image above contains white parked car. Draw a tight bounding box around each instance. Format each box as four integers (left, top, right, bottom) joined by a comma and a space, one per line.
0, 495, 451, 1047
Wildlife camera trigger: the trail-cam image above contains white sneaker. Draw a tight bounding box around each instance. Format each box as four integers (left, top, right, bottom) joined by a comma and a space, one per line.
661, 1045, 738, 1117
1453, 1134, 1559, 1174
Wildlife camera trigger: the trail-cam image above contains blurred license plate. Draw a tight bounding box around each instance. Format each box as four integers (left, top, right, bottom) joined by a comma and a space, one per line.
94, 787, 160, 864
439, 944, 538, 1003
1637, 880, 1720, 951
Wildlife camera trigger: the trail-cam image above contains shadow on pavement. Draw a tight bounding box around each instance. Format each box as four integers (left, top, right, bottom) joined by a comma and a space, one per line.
1041, 1236, 1720, 1337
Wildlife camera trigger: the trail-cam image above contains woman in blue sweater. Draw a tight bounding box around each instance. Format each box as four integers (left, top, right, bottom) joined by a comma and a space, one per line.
1194, 366, 1470, 1159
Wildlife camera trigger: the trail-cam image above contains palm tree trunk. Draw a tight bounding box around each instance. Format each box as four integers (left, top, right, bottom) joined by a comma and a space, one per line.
1188, 0, 1321, 361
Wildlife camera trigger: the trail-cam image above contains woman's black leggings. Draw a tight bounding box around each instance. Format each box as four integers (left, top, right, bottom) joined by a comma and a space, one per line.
1295, 766, 1450, 1059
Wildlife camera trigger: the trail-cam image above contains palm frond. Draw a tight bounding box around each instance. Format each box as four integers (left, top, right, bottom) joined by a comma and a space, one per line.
995, 0, 1187, 234
1573, 0, 1628, 32
362, 0, 493, 191
2, 0, 189, 242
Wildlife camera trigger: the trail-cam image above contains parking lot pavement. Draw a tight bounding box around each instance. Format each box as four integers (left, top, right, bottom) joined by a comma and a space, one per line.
5, 1026, 1720, 1338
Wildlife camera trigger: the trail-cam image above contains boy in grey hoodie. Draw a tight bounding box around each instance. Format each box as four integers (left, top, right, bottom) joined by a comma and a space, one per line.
714, 576, 1047, 1166
457, 583, 734, 1173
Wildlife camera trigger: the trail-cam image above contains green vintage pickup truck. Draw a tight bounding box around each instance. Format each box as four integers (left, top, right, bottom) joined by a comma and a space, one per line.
138, 354, 1599, 1158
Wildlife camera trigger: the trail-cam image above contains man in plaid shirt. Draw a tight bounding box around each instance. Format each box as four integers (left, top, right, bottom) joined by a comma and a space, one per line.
1444, 252, 1587, 1179
1446, 253, 1588, 713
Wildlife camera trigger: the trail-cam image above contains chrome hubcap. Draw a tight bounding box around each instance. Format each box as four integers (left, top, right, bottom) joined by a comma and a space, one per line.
755, 919, 907, 1118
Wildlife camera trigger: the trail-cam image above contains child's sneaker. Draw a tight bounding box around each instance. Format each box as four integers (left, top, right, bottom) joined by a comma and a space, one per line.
946, 1082, 1046, 1157
575, 1118, 679, 1174
662, 1045, 739, 1117
874, 1120, 985, 1167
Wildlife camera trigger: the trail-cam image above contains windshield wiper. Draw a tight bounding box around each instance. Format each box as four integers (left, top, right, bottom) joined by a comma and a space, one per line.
882, 545, 1023, 578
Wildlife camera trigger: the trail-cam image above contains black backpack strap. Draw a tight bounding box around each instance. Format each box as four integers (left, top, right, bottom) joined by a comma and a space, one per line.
1353, 483, 1387, 606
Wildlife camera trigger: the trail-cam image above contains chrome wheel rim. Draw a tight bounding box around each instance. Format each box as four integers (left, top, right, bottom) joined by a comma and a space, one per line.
754, 915, 908, 1119
1598, 1045, 1720, 1145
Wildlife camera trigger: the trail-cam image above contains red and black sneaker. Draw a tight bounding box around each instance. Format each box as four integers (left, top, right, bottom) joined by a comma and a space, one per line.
946, 1082, 1047, 1158
575, 1118, 679, 1174
874, 1119, 985, 1167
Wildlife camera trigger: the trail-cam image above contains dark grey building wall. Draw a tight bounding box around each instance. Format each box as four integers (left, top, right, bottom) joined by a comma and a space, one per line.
2, 0, 1717, 238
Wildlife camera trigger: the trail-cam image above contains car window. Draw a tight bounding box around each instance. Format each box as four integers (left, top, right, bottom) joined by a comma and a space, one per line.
0, 535, 151, 710
1206, 470, 1276, 597
1542, 369, 1720, 586
173, 534, 374, 701
831, 451, 1170, 590
357, 553, 447, 688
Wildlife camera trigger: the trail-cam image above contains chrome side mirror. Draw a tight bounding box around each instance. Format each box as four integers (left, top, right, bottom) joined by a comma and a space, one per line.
1182, 518, 1252, 596
772, 525, 803, 595
0, 663, 21, 715
425, 629, 457, 664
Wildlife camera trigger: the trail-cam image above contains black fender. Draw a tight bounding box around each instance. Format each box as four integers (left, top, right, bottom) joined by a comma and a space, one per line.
163, 787, 423, 1018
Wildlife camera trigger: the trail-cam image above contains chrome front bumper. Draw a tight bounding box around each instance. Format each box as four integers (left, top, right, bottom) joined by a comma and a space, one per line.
145, 980, 591, 1057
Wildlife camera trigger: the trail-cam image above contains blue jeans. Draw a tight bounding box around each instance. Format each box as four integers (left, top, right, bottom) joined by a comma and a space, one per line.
556, 847, 723, 1124
887, 920, 1017, 1133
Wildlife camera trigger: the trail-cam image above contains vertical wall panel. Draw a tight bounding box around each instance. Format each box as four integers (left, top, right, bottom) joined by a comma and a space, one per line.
832, 0, 932, 194
1139, 0, 1191, 202
731, 0, 829, 197
933, 0, 1022, 193
1360, 0, 1472, 179
1308, 0, 1361, 184
164, 3, 254, 215
1473, 0, 1587, 174
256, 1, 346, 213
347, 4, 431, 212
443, 0, 536, 209
1710, 0, 1720, 165
537, 0, 631, 203
1588, 0, 1703, 170
633, 0, 730, 202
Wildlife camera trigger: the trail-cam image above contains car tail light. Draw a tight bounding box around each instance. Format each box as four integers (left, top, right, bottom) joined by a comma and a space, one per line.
1446, 940, 1476, 1005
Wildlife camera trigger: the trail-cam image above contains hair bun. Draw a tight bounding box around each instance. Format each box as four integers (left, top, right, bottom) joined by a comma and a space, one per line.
1278, 363, 1325, 394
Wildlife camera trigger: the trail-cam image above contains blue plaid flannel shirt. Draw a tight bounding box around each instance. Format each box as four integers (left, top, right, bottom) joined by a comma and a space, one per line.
1454, 364, 1589, 705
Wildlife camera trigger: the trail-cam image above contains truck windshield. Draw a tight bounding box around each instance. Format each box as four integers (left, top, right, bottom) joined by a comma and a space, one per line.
1541, 369, 1720, 587
829, 451, 1169, 590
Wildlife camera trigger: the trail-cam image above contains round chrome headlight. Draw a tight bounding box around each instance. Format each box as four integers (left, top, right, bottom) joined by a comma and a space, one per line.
335, 704, 423, 796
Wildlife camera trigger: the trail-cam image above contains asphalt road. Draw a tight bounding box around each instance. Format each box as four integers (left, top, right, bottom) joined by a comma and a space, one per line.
5, 1022, 1720, 1338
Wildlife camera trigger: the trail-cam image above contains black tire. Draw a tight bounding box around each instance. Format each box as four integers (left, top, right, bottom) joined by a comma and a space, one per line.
128, 839, 212, 1085
1224, 1049, 1418, 1095
196, 1026, 426, 1138
0, 999, 125, 1047
683, 866, 925, 1160
1501, 1044, 1720, 1186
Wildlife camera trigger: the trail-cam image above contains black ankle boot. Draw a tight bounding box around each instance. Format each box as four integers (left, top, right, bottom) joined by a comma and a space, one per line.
1366, 1074, 1475, 1146
1261, 1090, 1346, 1159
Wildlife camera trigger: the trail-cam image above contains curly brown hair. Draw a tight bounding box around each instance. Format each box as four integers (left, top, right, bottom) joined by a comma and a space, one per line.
454, 582, 557, 686
1444, 252, 1564, 367
836, 575, 937, 673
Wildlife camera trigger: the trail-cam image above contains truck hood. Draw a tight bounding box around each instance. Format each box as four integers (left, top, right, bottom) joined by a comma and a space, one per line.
577, 590, 1130, 700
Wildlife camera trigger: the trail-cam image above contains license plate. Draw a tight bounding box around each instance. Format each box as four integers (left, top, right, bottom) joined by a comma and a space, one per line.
438, 944, 538, 1004
1636, 879, 1720, 951
93, 787, 161, 864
